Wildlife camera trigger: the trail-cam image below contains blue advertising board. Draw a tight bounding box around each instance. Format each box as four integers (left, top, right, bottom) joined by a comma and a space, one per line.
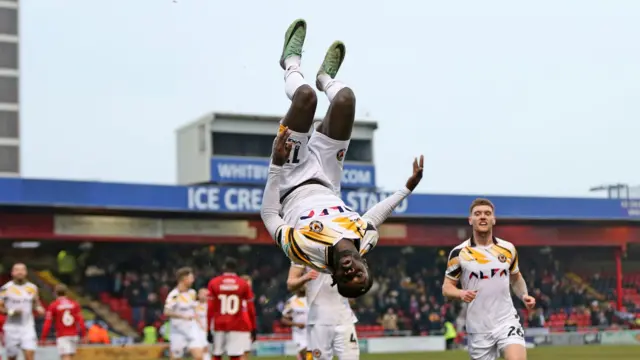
211, 157, 376, 189
0, 178, 637, 220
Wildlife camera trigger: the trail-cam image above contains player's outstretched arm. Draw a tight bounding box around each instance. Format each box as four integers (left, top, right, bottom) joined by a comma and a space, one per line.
362, 156, 423, 227
33, 288, 45, 315
40, 304, 53, 342
260, 128, 293, 238
442, 277, 462, 299
443, 247, 477, 302
286, 264, 318, 292
510, 272, 536, 309
508, 247, 536, 309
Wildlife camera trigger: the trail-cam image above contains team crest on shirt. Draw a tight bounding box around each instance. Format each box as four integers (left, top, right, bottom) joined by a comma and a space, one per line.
312, 349, 322, 358
336, 148, 346, 161
498, 254, 507, 263
309, 220, 324, 233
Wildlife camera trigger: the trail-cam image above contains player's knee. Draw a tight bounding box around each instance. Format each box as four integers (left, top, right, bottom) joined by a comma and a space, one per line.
292, 85, 318, 109
503, 344, 527, 360
332, 87, 355, 108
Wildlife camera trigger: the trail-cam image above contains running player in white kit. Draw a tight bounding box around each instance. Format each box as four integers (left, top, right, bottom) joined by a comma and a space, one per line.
287, 265, 359, 360
164, 267, 205, 360
195, 288, 211, 360
442, 199, 536, 360
281, 287, 309, 360
0, 263, 45, 360
261, 19, 423, 299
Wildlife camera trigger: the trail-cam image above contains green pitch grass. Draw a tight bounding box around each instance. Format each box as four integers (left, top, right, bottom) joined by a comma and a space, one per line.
259, 345, 640, 359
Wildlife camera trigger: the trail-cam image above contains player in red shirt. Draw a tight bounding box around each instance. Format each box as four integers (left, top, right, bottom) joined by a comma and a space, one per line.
40, 284, 86, 360
0, 312, 5, 360
207, 258, 256, 360
239, 275, 256, 360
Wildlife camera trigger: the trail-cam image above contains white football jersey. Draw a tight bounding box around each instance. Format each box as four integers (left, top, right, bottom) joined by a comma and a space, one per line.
0, 281, 37, 327
195, 301, 208, 332
445, 237, 520, 334
165, 288, 197, 331
297, 264, 357, 326
282, 294, 309, 337
276, 185, 378, 273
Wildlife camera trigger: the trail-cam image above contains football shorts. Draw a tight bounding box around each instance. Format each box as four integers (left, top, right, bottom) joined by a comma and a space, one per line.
307, 323, 359, 360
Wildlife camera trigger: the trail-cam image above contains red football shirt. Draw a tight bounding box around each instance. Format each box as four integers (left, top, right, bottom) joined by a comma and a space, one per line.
241, 300, 252, 329
41, 297, 86, 340
207, 273, 256, 332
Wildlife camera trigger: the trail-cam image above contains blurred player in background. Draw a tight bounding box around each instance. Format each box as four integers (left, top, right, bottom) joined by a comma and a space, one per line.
40, 284, 86, 360
0, 263, 45, 360
207, 259, 256, 360
164, 267, 204, 360
442, 198, 536, 360
281, 285, 309, 360
240, 275, 256, 360
195, 288, 211, 360
261, 18, 422, 299
287, 264, 360, 360
0, 312, 5, 360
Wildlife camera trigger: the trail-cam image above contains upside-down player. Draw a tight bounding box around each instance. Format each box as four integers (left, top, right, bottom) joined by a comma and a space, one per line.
281, 286, 309, 360
41, 284, 86, 360
442, 198, 536, 360
0, 263, 45, 360
260, 19, 423, 299
164, 267, 205, 360
207, 258, 256, 360
195, 288, 211, 360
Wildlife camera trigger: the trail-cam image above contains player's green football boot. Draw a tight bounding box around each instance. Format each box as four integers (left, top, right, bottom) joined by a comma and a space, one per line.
316, 40, 346, 90
279, 19, 307, 69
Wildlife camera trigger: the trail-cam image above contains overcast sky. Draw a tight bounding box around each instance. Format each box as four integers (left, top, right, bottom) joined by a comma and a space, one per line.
19, 0, 640, 197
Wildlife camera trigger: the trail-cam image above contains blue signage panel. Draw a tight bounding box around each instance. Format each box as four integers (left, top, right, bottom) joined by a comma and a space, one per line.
210, 157, 376, 189
0, 178, 637, 220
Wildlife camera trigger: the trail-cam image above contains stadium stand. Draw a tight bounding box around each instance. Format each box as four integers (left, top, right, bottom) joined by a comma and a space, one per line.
2, 241, 637, 344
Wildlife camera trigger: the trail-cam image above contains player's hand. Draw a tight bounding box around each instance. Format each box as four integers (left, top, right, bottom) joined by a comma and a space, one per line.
251, 330, 257, 342
11, 309, 22, 316
459, 289, 477, 303
522, 295, 536, 309
272, 127, 293, 166
405, 155, 424, 191
183, 315, 194, 321
36, 306, 45, 316
295, 323, 305, 329
303, 270, 319, 282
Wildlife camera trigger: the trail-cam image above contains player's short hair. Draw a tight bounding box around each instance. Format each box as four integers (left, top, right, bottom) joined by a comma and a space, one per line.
55, 284, 68, 296
469, 198, 495, 214
176, 267, 193, 281
223, 257, 237, 272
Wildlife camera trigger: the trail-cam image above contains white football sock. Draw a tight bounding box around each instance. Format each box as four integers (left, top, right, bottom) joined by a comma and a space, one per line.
284, 55, 301, 70
317, 73, 347, 102
284, 65, 306, 101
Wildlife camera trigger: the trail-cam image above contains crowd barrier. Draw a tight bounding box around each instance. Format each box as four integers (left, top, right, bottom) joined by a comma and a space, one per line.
253, 336, 446, 357
13, 344, 170, 360
530, 329, 640, 347
9, 330, 639, 359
